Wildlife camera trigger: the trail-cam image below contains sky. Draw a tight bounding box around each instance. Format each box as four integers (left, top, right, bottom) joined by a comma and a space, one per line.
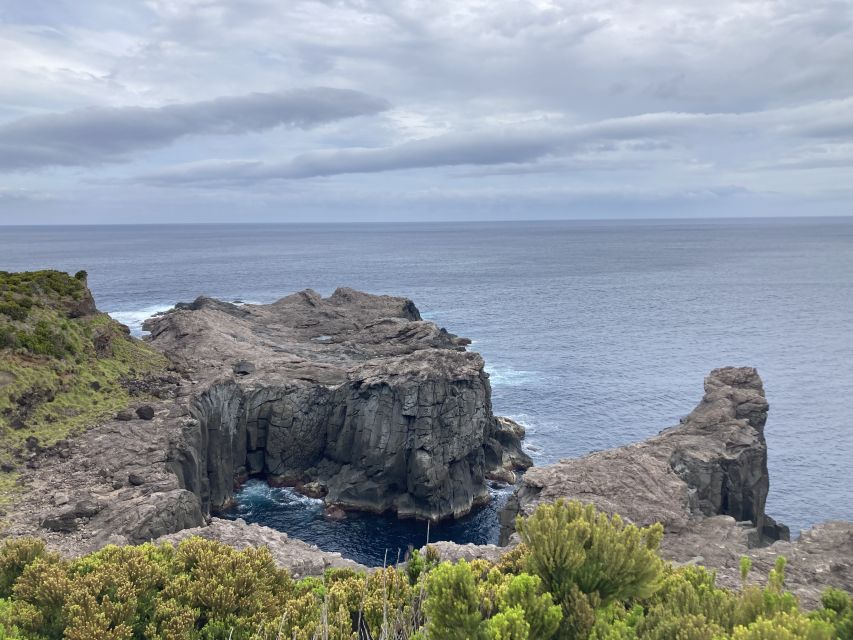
0, 0, 851, 224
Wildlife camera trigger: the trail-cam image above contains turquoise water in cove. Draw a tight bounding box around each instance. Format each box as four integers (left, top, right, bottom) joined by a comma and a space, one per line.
2, 218, 851, 565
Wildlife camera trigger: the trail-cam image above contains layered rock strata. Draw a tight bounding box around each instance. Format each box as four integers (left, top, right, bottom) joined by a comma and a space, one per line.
146, 288, 529, 521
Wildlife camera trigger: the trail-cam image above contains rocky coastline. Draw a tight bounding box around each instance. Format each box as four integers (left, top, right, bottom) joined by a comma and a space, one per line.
1, 285, 850, 602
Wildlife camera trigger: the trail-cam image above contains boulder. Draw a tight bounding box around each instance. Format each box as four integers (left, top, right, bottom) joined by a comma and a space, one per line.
42, 512, 78, 533
135, 405, 155, 420
232, 360, 255, 376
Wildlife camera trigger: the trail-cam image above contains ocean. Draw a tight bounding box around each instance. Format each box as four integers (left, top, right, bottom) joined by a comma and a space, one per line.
2, 219, 851, 565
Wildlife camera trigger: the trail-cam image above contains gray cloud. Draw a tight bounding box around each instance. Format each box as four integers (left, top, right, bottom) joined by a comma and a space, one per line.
137, 101, 853, 186
0, 87, 389, 170
0, 0, 852, 222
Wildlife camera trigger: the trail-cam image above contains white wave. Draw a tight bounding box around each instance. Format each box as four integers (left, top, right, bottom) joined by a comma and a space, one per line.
109, 304, 174, 336
486, 366, 540, 387
270, 486, 324, 507
501, 413, 537, 434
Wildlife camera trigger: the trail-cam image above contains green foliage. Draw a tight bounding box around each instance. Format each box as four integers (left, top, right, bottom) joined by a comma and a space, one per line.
15, 320, 76, 359
1, 270, 169, 506
812, 588, 853, 639
424, 561, 482, 639
517, 500, 664, 607
0, 597, 23, 639
740, 556, 752, 583
481, 606, 530, 639
407, 546, 439, 586
0, 503, 848, 640
500, 573, 562, 639
516, 499, 663, 637
0, 540, 48, 600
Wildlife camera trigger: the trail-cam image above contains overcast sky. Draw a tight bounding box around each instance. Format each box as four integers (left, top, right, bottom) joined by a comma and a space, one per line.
0, 0, 851, 224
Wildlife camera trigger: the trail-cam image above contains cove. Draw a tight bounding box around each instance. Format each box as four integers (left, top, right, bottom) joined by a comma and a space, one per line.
222, 479, 514, 566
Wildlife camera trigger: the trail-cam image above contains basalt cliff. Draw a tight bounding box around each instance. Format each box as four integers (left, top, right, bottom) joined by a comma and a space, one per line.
144, 288, 531, 520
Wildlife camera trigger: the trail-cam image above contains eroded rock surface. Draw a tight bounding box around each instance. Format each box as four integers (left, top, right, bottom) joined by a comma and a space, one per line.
146, 288, 527, 521
499, 367, 785, 545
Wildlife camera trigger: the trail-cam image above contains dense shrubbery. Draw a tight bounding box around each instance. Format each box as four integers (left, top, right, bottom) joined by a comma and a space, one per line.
0, 271, 88, 356
0, 500, 849, 639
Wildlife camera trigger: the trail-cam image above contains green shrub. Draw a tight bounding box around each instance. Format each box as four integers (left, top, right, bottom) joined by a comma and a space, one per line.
812, 587, 853, 639
0, 539, 47, 599
15, 320, 76, 358
518, 500, 664, 606
0, 502, 848, 640
517, 499, 664, 637
423, 561, 482, 639
0, 326, 16, 349
0, 304, 27, 322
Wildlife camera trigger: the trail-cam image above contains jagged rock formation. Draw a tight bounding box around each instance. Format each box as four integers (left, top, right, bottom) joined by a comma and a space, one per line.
499, 367, 789, 546
146, 288, 529, 521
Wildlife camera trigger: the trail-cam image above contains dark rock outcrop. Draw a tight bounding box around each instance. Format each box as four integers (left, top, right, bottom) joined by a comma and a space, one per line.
499, 367, 787, 547
147, 288, 523, 521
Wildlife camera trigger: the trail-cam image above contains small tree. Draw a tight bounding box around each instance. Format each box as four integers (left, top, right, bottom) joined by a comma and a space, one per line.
423, 561, 482, 640
517, 500, 664, 638
517, 500, 664, 606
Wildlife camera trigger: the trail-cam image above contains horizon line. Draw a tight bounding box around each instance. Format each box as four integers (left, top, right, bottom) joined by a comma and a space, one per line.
2, 213, 852, 228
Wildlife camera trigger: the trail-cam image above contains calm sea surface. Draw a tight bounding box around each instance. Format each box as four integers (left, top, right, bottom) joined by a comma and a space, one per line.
2, 219, 851, 565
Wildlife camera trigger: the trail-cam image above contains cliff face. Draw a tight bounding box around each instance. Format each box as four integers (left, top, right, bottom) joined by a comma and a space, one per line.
148, 288, 527, 521
499, 367, 789, 546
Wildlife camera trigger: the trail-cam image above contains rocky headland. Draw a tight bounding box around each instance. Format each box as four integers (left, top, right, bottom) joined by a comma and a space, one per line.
1, 278, 850, 601
2, 285, 530, 568
144, 288, 531, 520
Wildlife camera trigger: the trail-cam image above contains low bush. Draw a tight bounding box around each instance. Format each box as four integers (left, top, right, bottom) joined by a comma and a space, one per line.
0, 501, 848, 639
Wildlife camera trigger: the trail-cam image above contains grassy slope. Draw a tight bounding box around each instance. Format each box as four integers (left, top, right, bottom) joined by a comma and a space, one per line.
0, 270, 168, 510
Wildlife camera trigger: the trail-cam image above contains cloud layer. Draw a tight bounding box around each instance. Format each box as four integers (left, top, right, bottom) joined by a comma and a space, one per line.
0, 88, 388, 170
0, 0, 851, 222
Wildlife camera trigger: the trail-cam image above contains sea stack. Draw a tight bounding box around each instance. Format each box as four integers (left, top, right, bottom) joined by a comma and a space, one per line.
499, 366, 789, 546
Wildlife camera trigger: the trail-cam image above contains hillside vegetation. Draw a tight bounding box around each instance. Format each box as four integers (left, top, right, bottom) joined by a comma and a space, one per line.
0, 500, 850, 639
0, 270, 168, 507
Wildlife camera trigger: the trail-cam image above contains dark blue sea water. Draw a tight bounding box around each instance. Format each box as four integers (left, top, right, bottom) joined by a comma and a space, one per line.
2, 219, 851, 565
